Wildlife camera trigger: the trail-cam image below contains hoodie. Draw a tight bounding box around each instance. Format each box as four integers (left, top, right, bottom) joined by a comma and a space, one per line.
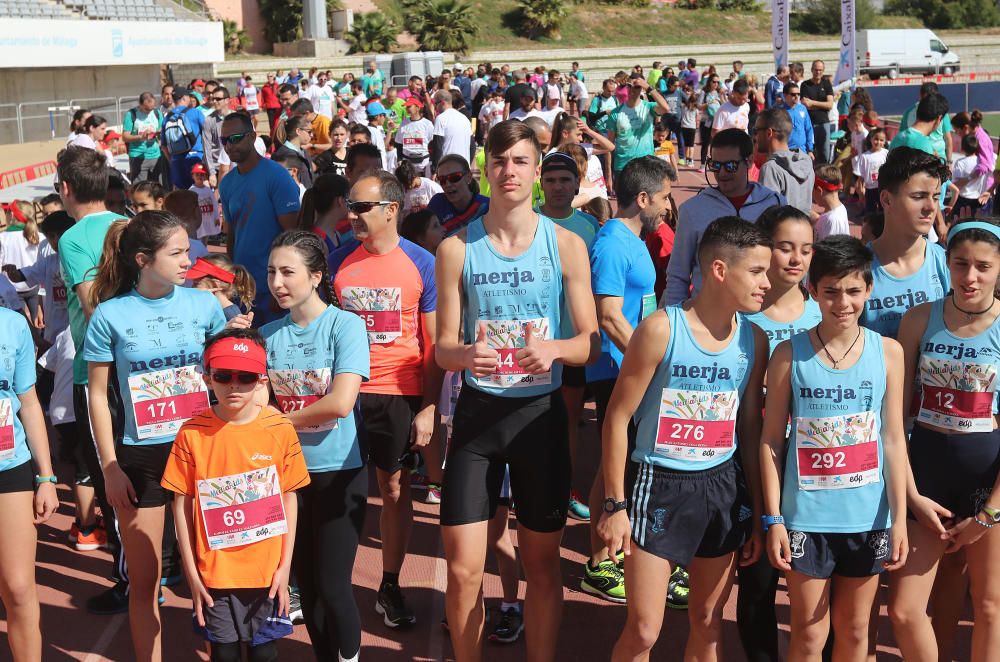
664, 182, 786, 304
759, 149, 815, 216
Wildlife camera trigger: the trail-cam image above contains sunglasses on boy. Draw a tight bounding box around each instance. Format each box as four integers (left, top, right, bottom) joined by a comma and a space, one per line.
707, 158, 746, 173
210, 370, 262, 385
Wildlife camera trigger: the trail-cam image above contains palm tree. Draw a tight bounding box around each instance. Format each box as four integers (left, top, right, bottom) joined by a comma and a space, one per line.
405, 0, 479, 54
518, 0, 568, 40
346, 12, 399, 53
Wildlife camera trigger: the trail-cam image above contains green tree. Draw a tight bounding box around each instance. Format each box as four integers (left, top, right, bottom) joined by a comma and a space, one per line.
223, 19, 252, 54
885, 0, 1000, 27
791, 0, 875, 34
405, 0, 479, 54
256, 0, 343, 43
346, 12, 398, 53
517, 0, 568, 39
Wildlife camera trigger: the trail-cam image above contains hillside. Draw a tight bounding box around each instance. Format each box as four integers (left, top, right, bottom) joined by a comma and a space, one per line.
373, 0, 920, 51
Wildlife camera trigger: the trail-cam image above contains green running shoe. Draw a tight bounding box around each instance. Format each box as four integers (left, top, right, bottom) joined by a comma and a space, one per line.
581, 558, 626, 604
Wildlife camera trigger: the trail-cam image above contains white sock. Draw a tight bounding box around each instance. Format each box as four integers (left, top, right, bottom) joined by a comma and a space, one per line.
339, 651, 359, 662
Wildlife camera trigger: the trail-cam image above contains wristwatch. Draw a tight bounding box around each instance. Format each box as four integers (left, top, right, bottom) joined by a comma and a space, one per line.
603, 497, 627, 514
981, 505, 1000, 524
34, 474, 57, 485
761, 515, 785, 531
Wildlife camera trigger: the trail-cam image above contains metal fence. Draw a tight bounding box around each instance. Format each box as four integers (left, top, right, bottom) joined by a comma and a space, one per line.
0, 96, 134, 145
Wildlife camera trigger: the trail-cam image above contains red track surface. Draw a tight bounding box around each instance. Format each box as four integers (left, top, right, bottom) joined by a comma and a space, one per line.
4, 163, 975, 660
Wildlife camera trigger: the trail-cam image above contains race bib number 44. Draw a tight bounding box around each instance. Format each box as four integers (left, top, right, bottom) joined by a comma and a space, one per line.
341, 286, 402, 344
129, 366, 209, 441
198, 465, 288, 551
795, 411, 880, 490
476, 318, 552, 389
270, 368, 337, 432
654, 388, 738, 462
0, 399, 14, 462
918, 357, 998, 433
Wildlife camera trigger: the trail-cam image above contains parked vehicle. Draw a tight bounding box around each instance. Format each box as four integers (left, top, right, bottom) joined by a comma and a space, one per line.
858, 29, 961, 80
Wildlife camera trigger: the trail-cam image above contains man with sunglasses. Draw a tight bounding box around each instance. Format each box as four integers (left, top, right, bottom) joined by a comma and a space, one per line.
665, 128, 785, 305
218, 112, 301, 324
201, 85, 231, 187
777, 81, 814, 156
330, 170, 442, 630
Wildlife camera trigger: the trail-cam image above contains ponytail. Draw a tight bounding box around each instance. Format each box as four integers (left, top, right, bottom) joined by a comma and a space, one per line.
90, 210, 186, 308
7, 200, 39, 245
229, 265, 257, 312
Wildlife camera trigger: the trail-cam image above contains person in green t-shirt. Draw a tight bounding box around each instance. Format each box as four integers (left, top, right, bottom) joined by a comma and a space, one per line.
890, 92, 949, 161
607, 75, 671, 174
122, 92, 163, 183
899, 81, 954, 162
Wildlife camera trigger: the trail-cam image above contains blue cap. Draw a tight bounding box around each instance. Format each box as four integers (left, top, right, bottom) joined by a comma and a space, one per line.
366, 101, 389, 117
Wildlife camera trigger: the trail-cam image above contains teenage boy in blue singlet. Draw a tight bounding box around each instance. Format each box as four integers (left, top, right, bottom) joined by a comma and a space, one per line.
862, 147, 952, 339
759, 235, 909, 661
598, 217, 770, 661
434, 119, 599, 662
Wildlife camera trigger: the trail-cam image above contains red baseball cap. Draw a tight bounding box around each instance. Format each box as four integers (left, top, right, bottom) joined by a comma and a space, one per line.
191, 163, 208, 175
204, 336, 266, 374
404, 97, 424, 108
104, 130, 122, 140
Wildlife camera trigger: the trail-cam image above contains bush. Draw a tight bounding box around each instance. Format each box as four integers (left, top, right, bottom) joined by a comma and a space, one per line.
885, 0, 1000, 27
791, 0, 876, 33
346, 12, 398, 53
404, 0, 479, 54
517, 0, 569, 39
257, 0, 343, 43
223, 19, 251, 54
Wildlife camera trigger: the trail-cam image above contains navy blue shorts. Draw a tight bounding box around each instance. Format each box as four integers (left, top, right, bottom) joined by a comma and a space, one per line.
787, 529, 890, 579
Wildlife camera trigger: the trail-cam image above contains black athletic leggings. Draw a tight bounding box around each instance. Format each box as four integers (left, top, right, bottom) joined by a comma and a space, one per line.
210, 641, 277, 662
737, 556, 780, 662
699, 124, 713, 165
293, 465, 367, 662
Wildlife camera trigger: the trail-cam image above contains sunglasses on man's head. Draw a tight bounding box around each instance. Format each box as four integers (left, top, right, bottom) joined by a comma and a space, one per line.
221, 132, 252, 146
345, 199, 393, 214
707, 159, 745, 173
437, 171, 467, 185
210, 370, 261, 384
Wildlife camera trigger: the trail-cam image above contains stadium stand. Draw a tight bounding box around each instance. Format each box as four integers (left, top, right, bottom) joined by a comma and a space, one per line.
0, 0, 182, 20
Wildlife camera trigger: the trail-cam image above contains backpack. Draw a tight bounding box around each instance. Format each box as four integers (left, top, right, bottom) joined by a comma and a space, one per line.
162, 108, 196, 155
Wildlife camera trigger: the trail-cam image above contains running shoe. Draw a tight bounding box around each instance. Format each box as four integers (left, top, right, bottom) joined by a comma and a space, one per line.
67, 521, 79, 545
288, 587, 304, 624
489, 606, 524, 644
568, 490, 590, 521
580, 559, 626, 604
86, 581, 130, 615
667, 565, 690, 610
375, 582, 416, 628
426, 483, 442, 504
73, 524, 107, 551
697, 167, 706, 174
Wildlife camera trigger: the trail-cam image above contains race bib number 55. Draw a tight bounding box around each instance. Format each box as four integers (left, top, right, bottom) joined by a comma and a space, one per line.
341, 286, 402, 344
654, 388, 738, 462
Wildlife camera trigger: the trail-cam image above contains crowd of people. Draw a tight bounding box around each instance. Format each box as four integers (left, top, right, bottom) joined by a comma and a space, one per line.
0, 52, 998, 662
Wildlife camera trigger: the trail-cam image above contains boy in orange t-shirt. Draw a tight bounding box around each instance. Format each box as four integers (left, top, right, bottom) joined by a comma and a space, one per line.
161, 329, 309, 659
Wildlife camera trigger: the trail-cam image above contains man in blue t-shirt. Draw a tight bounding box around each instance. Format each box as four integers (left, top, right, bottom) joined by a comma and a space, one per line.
160, 86, 205, 190
218, 112, 301, 324
581, 156, 676, 605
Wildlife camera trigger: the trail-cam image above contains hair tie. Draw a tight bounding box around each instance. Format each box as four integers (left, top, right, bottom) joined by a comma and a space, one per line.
948, 221, 1000, 243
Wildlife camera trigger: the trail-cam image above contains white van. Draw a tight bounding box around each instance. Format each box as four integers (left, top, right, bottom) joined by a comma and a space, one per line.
857, 29, 961, 79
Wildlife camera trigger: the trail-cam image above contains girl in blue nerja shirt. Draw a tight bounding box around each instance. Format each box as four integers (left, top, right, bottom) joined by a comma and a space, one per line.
0, 306, 58, 661
83, 211, 226, 662
259, 231, 369, 662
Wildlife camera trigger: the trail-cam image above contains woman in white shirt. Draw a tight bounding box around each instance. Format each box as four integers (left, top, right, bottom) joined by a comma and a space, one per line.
67, 115, 107, 151
65, 108, 91, 146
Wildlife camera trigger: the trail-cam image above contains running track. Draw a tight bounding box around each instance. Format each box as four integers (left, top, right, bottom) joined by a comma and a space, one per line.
6, 163, 975, 660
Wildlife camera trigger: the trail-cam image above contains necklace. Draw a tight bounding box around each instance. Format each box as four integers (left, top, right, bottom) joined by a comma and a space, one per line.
815, 326, 862, 369
951, 293, 996, 323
